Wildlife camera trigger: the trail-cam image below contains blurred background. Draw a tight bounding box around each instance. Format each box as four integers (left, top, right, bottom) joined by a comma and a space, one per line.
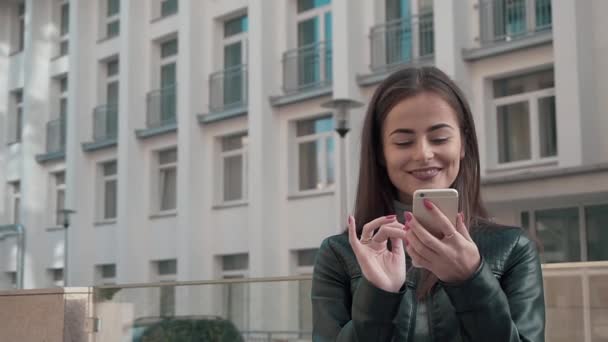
0, 0, 607, 341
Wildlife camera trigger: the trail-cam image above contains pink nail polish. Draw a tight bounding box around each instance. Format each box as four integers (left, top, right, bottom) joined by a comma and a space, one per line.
423, 199, 433, 210
348, 216, 352, 225
405, 211, 413, 222
385, 215, 396, 220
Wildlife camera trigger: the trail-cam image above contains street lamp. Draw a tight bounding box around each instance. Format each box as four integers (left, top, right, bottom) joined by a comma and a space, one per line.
321, 98, 364, 228
58, 209, 76, 287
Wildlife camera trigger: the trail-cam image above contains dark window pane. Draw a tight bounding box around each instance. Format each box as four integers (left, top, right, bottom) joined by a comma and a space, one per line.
538, 96, 557, 158
60, 3, 69, 35
101, 264, 116, 278
103, 161, 117, 176
535, 207, 581, 263
497, 102, 531, 163
493, 69, 554, 98
107, 0, 120, 16
296, 116, 332, 137
160, 39, 178, 58
160, 0, 178, 17
222, 254, 248, 271
224, 15, 248, 37
157, 259, 177, 275
297, 249, 318, 267
586, 204, 608, 261
299, 141, 319, 190
223, 155, 243, 201
298, 0, 330, 13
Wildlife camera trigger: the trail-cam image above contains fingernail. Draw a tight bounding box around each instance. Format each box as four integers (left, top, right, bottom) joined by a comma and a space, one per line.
404, 223, 410, 231
348, 215, 352, 225
385, 215, 396, 220
423, 199, 433, 210
405, 211, 413, 222
405, 238, 409, 246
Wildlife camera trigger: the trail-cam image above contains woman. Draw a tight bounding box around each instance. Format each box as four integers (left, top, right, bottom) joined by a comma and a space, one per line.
312, 67, 545, 341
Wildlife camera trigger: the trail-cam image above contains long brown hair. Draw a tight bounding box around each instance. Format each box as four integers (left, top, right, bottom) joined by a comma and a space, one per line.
352, 66, 489, 298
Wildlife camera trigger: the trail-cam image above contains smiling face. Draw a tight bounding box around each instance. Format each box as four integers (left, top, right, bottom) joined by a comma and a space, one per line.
382, 92, 464, 204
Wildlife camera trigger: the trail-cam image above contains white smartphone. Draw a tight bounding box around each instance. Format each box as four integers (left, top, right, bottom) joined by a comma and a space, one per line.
412, 189, 459, 237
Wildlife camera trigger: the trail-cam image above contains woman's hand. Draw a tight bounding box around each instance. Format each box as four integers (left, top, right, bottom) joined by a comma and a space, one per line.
348, 215, 408, 293
404, 200, 481, 283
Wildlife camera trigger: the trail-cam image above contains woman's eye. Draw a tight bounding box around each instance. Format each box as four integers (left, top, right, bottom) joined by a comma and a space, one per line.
395, 141, 413, 146
432, 138, 449, 144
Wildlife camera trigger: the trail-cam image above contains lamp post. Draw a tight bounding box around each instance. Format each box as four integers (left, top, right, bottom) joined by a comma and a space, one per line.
321, 98, 364, 229
58, 209, 76, 286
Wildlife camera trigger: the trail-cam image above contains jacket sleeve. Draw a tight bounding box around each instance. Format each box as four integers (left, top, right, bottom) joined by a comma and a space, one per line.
442, 232, 546, 342
311, 237, 406, 342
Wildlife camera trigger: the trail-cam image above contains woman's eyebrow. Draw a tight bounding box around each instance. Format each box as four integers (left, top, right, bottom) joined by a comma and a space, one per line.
389, 123, 454, 136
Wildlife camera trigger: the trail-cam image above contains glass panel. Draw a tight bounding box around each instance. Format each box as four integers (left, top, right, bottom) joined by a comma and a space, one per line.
56, 172, 66, 185
222, 254, 248, 271
224, 15, 248, 37
56, 189, 65, 226
60, 3, 69, 35
586, 204, 608, 261
521, 211, 530, 230
544, 276, 585, 342
160, 168, 177, 211
589, 274, 608, 342
296, 116, 332, 137
107, 81, 119, 105
107, 20, 120, 37
535, 0, 552, 29
325, 12, 332, 82
221, 134, 244, 152
299, 141, 320, 191
160, 285, 175, 317
13, 197, 20, 224
538, 96, 557, 158
103, 161, 117, 176
299, 279, 313, 332
298, 0, 331, 13
326, 137, 335, 185
497, 101, 531, 163
493, 69, 554, 98
60, 77, 68, 93
298, 18, 320, 87
223, 155, 243, 201
535, 207, 580, 263
101, 264, 116, 278
159, 148, 177, 164
160, 63, 176, 122
104, 179, 117, 219
160, 0, 178, 17
160, 39, 178, 58
107, 60, 119, 77
107, 0, 119, 16
158, 260, 177, 275
297, 249, 318, 267
223, 43, 243, 106
16, 107, 23, 141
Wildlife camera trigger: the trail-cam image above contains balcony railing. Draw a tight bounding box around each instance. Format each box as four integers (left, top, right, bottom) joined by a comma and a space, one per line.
282, 41, 332, 95
45, 117, 66, 154
146, 85, 177, 129
479, 0, 552, 45
92, 104, 118, 142
209, 64, 248, 113
370, 12, 434, 72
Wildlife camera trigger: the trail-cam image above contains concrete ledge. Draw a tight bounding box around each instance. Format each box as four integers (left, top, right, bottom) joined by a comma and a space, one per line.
35, 151, 65, 163
198, 106, 247, 124
82, 139, 118, 152
463, 31, 553, 62
269, 86, 332, 107
135, 123, 178, 139
482, 162, 608, 185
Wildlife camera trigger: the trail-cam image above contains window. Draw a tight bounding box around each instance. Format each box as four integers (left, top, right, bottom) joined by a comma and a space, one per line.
153, 259, 177, 317
104, 0, 120, 38
157, 148, 177, 212
293, 116, 335, 192
160, 0, 178, 17
220, 254, 249, 331
220, 15, 248, 109
522, 203, 608, 263
97, 59, 119, 140
99, 161, 117, 220
12, 2, 25, 53
218, 133, 248, 203
295, 249, 317, 333
5, 272, 17, 288
158, 39, 177, 124
95, 264, 116, 285
49, 268, 64, 287
9, 90, 23, 143
296, 0, 332, 88
9, 181, 21, 224
54, 172, 66, 226
484, 0, 552, 43
58, 2, 69, 56
491, 69, 556, 166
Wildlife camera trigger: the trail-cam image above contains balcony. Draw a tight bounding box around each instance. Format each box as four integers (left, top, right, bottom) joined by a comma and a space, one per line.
82, 104, 118, 152
199, 65, 248, 124
270, 41, 332, 107
136, 85, 177, 139
358, 12, 435, 86
36, 117, 66, 163
464, 0, 552, 61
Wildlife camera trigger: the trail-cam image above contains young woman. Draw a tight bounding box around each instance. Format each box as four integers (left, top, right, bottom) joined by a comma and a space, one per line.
312, 67, 545, 341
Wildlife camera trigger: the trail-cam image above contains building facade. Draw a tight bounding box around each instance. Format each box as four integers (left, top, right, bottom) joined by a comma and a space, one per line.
1, 0, 607, 340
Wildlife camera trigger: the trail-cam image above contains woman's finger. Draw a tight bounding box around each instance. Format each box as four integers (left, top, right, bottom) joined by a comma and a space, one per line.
456, 213, 473, 242
406, 228, 439, 262
407, 215, 446, 254
421, 199, 459, 239
347, 215, 361, 252
406, 243, 432, 269
360, 215, 397, 241
371, 225, 407, 244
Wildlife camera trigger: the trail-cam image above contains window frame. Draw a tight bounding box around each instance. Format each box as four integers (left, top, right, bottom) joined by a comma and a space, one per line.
97, 160, 118, 222
52, 171, 66, 226
58, 1, 69, 57
219, 254, 249, 331
488, 71, 557, 170
8, 181, 21, 224
155, 148, 178, 214
290, 115, 336, 196
152, 259, 177, 317
95, 263, 117, 285
105, 0, 120, 39
216, 133, 248, 206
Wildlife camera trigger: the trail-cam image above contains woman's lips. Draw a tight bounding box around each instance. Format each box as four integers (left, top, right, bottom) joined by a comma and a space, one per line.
409, 168, 441, 181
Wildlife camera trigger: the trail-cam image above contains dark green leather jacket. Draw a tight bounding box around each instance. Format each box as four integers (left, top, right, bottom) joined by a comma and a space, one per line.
312, 225, 545, 341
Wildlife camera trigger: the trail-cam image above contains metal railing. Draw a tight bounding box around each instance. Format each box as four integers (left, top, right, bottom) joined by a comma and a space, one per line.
370, 12, 434, 72
479, 0, 552, 45
282, 41, 332, 95
209, 64, 248, 113
92, 104, 118, 142
146, 85, 177, 129
45, 117, 66, 153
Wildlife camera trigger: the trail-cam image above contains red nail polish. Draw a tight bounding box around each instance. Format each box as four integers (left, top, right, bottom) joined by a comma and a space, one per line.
405, 211, 413, 222
423, 199, 433, 210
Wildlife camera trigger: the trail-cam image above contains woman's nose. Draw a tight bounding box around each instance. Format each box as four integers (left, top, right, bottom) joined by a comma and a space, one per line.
413, 140, 434, 161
